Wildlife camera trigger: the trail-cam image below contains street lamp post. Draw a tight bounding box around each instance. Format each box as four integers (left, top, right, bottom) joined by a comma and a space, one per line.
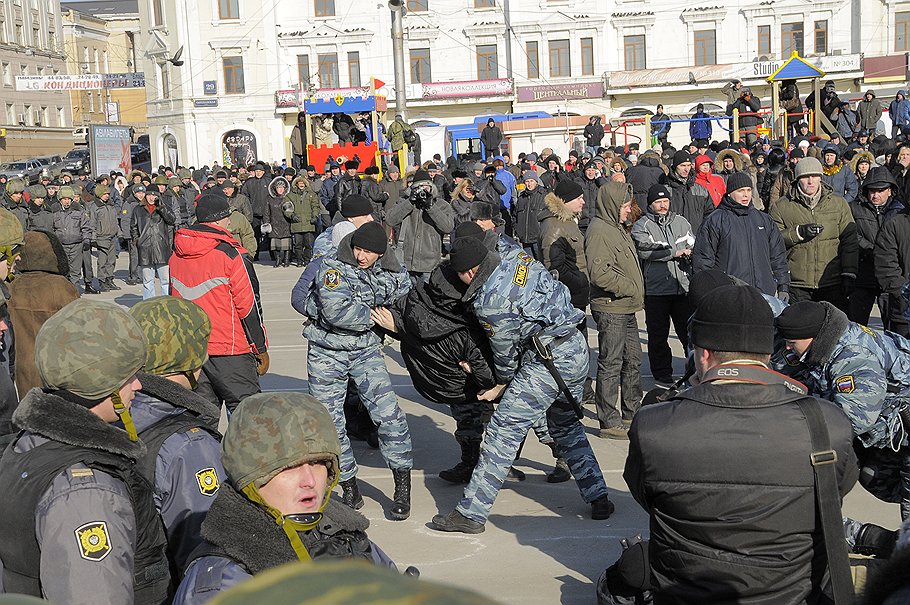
389, 0, 407, 120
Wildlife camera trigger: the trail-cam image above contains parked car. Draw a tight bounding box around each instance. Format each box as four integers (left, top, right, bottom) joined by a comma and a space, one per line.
130, 144, 150, 164
62, 148, 90, 172
33, 154, 64, 178
72, 127, 88, 144
0, 159, 44, 184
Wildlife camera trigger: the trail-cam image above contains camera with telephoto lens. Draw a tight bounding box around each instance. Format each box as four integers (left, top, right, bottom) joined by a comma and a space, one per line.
411, 185, 433, 209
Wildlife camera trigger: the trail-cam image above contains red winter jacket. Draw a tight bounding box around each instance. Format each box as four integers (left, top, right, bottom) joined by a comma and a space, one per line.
695, 155, 726, 207
169, 224, 268, 356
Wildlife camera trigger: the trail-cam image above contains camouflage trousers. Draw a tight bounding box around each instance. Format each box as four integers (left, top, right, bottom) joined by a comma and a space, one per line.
457, 330, 608, 523
307, 344, 412, 481
451, 401, 552, 445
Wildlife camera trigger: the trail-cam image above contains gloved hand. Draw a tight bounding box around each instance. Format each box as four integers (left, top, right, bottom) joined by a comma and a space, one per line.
777, 289, 790, 303
255, 351, 270, 376
842, 275, 856, 297
82, 241, 92, 251
797, 223, 825, 240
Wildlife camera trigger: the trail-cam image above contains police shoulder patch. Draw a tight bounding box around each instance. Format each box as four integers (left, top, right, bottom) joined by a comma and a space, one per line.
480, 321, 494, 337
323, 269, 341, 290
513, 264, 528, 287
835, 374, 856, 394
517, 252, 533, 264
75, 521, 111, 561
195, 468, 220, 496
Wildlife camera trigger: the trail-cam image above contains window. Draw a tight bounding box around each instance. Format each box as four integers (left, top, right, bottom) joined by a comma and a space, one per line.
348, 51, 360, 87
548, 39, 570, 77
314, 0, 334, 17
152, 0, 164, 26
6, 104, 14, 125
297, 54, 310, 86
159, 63, 169, 98
219, 0, 239, 19
406, 0, 428, 10
57, 106, 65, 127
94, 49, 100, 72
1, 62, 10, 86
24, 105, 32, 125
103, 50, 109, 72
38, 106, 46, 126
36, 65, 43, 76
19, 64, 27, 76
814, 20, 827, 54
0, 20, 6, 45
781, 21, 804, 58
693, 30, 716, 66
898, 12, 910, 52
15, 24, 22, 46
624, 35, 646, 70
317, 53, 339, 88
474, 0, 495, 6
223, 56, 244, 93
526, 41, 539, 78
476, 44, 498, 80
31, 26, 38, 48
757, 25, 771, 57
409, 47, 431, 83
580, 37, 594, 75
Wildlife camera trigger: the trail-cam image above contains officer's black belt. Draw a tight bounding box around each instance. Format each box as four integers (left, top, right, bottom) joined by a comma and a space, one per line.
530, 333, 583, 419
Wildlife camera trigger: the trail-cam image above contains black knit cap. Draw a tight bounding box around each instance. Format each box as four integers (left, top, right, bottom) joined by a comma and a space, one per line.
688, 269, 735, 309
195, 192, 231, 223
453, 221, 485, 241
350, 222, 387, 255
690, 285, 774, 354
340, 194, 373, 218
449, 236, 489, 272
672, 150, 694, 169
776, 301, 827, 340
725, 171, 753, 192
647, 184, 672, 205
554, 179, 583, 203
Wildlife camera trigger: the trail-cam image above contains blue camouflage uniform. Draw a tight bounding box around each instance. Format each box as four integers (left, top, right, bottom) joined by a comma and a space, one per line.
456, 247, 608, 523
776, 302, 910, 518
303, 233, 412, 480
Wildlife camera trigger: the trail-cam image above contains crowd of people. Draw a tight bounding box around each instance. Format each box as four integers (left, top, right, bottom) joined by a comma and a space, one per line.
3, 83, 910, 603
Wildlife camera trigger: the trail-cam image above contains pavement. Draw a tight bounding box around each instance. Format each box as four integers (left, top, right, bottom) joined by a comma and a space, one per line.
95, 255, 902, 604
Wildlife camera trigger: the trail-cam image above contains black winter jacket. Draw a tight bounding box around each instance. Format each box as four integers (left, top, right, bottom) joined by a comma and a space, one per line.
693, 195, 790, 296
625, 368, 858, 605
130, 203, 176, 266
390, 265, 495, 404
513, 186, 546, 244
240, 176, 270, 219
659, 170, 712, 234
851, 196, 904, 289
577, 173, 606, 233
625, 156, 664, 206
875, 206, 910, 294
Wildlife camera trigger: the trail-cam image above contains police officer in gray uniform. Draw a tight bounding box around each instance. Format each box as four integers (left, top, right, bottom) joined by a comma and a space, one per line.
0, 299, 170, 604
129, 296, 225, 580
430, 238, 613, 534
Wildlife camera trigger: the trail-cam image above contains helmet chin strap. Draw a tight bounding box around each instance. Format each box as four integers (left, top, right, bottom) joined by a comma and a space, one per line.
111, 390, 138, 442
241, 471, 339, 562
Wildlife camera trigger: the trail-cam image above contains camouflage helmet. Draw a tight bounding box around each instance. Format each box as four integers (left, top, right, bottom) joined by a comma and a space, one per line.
58, 186, 75, 199
27, 184, 47, 199
0, 207, 25, 249
129, 297, 211, 376
167, 176, 181, 188
5, 178, 25, 195
208, 560, 502, 605
222, 393, 341, 489
152, 175, 168, 186
177, 168, 192, 179
94, 185, 110, 198
35, 299, 147, 400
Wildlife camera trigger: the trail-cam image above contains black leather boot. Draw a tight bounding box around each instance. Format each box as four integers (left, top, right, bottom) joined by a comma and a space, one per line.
547, 442, 571, 484
390, 469, 411, 520
591, 495, 615, 520
854, 523, 898, 557
439, 438, 480, 484
430, 510, 485, 534
339, 478, 364, 510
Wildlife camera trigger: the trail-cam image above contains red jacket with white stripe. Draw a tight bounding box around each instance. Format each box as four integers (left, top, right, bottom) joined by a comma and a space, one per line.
169, 224, 268, 356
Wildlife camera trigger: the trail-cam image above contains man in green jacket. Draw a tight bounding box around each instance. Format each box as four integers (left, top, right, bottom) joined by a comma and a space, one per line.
288, 175, 328, 266
584, 181, 644, 440
770, 156, 858, 313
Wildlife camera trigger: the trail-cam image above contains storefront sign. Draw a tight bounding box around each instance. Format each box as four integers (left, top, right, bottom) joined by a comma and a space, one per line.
15, 73, 145, 91
194, 99, 219, 108
746, 54, 862, 79
516, 81, 604, 102
421, 79, 513, 99
90, 125, 132, 176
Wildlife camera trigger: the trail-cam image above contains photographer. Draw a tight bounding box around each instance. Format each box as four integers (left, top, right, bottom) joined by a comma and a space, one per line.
386, 169, 455, 283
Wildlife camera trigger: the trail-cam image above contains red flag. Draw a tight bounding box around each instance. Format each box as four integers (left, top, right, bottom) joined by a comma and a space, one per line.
372, 78, 385, 89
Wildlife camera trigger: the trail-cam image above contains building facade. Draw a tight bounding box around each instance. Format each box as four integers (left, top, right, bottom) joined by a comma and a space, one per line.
138, 0, 910, 167
0, 0, 72, 161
